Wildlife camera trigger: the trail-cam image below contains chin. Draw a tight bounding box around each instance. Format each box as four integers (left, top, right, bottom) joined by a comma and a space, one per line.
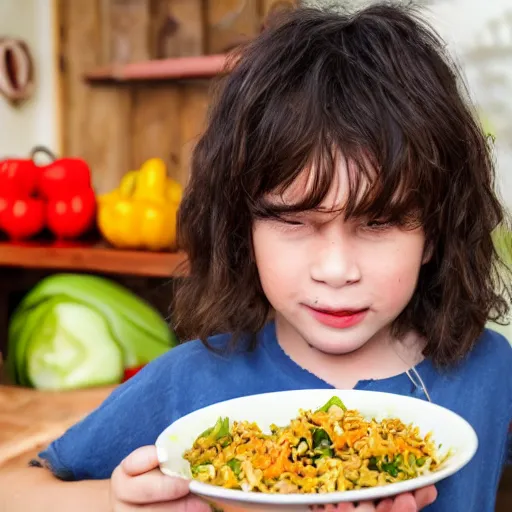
306, 334, 369, 355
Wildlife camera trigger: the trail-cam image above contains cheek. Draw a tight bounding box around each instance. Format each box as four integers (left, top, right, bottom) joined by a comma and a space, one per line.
252, 224, 302, 302
367, 237, 424, 308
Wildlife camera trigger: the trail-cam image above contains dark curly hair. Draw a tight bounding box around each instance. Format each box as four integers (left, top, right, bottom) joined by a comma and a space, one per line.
172, 2, 511, 366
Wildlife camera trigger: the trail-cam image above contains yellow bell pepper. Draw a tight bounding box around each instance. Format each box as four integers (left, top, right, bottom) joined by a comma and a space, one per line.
97, 158, 182, 251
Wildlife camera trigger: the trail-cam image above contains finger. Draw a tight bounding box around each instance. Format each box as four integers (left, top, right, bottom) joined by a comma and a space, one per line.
311, 504, 355, 511
390, 493, 417, 512
354, 502, 377, 511
116, 469, 191, 504
121, 446, 161, 477
414, 486, 438, 509
116, 495, 210, 512
375, 499, 394, 512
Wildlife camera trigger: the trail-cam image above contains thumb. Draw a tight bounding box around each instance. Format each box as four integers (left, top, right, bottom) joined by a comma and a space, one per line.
121, 445, 162, 476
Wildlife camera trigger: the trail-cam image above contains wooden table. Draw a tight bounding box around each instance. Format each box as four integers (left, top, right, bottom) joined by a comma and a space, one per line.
0, 384, 511, 511
0, 384, 114, 471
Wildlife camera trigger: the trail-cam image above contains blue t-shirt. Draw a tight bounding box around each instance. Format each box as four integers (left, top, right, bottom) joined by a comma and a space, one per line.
39, 322, 511, 512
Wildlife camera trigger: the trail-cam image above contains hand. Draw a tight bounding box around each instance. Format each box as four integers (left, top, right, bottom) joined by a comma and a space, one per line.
110, 445, 211, 511
312, 485, 437, 511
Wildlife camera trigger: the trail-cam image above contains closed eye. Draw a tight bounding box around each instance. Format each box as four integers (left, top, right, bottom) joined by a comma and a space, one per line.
282, 219, 305, 226
364, 219, 394, 231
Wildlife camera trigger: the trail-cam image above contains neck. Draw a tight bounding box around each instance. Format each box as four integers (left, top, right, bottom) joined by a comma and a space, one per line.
275, 314, 425, 389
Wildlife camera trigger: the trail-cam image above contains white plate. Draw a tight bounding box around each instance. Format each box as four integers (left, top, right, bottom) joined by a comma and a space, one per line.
156, 389, 478, 512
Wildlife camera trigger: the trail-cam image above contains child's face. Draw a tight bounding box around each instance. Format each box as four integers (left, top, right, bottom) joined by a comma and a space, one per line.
252, 160, 427, 355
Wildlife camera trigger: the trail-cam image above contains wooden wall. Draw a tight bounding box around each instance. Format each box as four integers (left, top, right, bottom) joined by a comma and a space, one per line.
56, 0, 294, 194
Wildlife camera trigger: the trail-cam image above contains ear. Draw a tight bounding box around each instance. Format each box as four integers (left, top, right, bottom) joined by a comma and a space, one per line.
422, 241, 434, 265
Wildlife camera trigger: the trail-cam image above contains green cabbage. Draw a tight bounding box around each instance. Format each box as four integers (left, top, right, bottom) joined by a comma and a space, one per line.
6, 273, 178, 390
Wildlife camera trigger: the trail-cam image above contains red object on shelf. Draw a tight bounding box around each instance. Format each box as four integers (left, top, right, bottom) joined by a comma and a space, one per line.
122, 365, 146, 382
0, 198, 45, 240
46, 188, 97, 239
84, 54, 229, 82
0, 146, 96, 242
0, 159, 38, 197
38, 157, 92, 200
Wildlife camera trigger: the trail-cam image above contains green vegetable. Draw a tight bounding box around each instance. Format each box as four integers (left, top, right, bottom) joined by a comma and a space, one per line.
8, 296, 64, 386
6, 273, 178, 390
191, 463, 213, 476
226, 458, 242, 476
315, 396, 347, 413
381, 460, 399, 477
25, 303, 124, 390
369, 455, 403, 477
198, 417, 230, 442
312, 428, 333, 458
416, 457, 426, 467
383, 454, 403, 477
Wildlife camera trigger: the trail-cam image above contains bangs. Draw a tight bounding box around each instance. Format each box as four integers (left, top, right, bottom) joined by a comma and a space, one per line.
242, 93, 424, 226
251, 142, 422, 226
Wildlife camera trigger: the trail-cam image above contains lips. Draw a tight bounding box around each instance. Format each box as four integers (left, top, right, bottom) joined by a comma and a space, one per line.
305, 305, 369, 329
312, 307, 365, 316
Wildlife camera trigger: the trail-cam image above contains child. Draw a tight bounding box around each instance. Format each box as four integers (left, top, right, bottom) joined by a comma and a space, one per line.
3, 3, 511, 512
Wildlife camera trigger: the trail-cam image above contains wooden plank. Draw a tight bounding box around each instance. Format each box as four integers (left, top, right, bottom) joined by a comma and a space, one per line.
56, 0, 71, 159
150, 0, 204, 58
59, 0, 132, 195
206, 0, 260, 54
129, 2, 202, 180
261, 0, 297, 24
101, 0, 151, 64
260, 0, 296, 15
52, 0, 64, 155
178, 83, 211, 187
87, 90, 132, 194
130, 84, 182, 179
0, 243, 188, 278
132, 82, 211, 187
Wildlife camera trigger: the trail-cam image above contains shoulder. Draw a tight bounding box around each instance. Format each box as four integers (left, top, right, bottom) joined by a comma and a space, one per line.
427, 328, 512, 416
139, 331, 236, 378
443, 328, 512, 395
463, 327, 512, 376
137, 330, 255, 390
432, 328, 512, 419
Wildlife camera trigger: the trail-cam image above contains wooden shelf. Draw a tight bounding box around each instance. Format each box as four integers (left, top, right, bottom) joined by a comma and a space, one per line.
0, 242, 188, 277
85, 54, 229, 83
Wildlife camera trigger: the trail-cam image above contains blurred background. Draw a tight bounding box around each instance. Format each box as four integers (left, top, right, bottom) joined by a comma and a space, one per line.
0, 1, 510, 509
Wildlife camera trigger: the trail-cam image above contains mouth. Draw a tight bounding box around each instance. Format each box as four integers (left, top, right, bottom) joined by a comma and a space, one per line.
304, 305, 369, 329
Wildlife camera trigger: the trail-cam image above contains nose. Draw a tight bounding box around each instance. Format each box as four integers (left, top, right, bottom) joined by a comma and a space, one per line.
310, 231, 361, 288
